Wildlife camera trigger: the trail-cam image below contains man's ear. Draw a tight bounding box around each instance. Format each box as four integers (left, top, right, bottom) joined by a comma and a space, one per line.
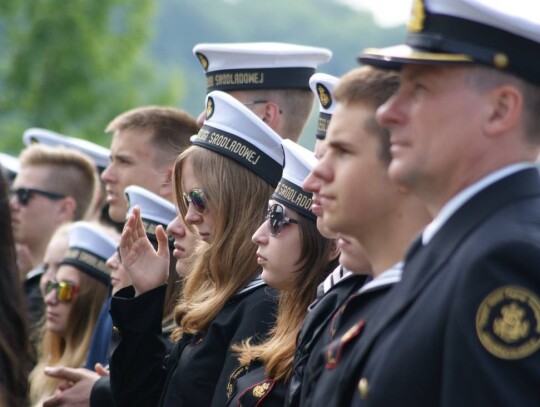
483, 85, 523, 138
58, 196, 77, 221
261, 101, 282, 129
159, 167, 174, 199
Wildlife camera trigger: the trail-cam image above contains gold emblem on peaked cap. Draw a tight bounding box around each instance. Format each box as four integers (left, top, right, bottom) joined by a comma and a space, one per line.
476, 286, 540, 360
30, 136, 39, 144
124, 192, 131, 212
196, 52, 209, 72
408, 0, 426, 33
317, 83, 332, 110
206, 97, 215, 120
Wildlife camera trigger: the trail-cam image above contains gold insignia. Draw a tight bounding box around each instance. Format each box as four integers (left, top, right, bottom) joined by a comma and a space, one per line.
408, 0, 426, 33
493, 53, 509, 70
196, 52, 209, 71
206, 97, 215, 119
30, 136, 39, 144
252, 382, 271, 398
476, 286, 540, 360
317, 83, 332, 109
358, 378, 369, 399
226, 365, 248, 397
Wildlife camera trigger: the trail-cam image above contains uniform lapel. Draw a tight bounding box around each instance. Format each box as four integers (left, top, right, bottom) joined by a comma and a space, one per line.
339, 168, 540, 381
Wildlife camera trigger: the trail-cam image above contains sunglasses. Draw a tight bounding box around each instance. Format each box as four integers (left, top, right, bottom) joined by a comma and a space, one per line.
182, 189, 207, 214
265, 203, 299, 237
45, 280, 79, 303
10, 188, 65, 206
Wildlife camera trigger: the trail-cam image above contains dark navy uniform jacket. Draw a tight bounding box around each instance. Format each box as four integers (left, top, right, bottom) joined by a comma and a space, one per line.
286, 268, 367, 407
226, 361, 287, 407
302, 264, 402, 407
323, 168, 540, 406
109, 281, 278, 407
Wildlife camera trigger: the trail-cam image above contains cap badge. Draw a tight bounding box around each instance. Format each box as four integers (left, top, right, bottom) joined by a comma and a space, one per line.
196, 52, 209, 72
317, 83, 332, 109
476, 286, 540, 360
30, 136, 39, 144
206, 97, 215, 119
408, 0, 426, 33
493, 53, 509, 70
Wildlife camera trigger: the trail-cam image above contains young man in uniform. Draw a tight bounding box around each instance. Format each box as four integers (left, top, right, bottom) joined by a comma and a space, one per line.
193, 42, 332, 142
319, 0, 540, 404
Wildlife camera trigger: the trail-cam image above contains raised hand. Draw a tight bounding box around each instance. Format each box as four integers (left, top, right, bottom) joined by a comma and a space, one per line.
120, 206, 170, 295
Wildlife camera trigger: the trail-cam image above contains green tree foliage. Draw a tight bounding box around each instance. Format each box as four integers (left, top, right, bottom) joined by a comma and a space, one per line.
0, 0, 405, 153
0, 0, 181, 152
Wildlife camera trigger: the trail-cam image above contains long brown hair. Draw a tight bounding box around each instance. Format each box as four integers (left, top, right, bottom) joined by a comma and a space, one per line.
171, 146, 275, 339
233, 213, 339, 381
0, 169, 29, 406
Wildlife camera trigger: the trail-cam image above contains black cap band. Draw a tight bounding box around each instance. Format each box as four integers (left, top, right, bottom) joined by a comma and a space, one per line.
192, 124, 283, 187
273, 178, 315, 221
409, 14, 540, 86
316, 112, 332, 140
142, 219, 175, 250
60, 248, 110, 286
206, 67, 315, 92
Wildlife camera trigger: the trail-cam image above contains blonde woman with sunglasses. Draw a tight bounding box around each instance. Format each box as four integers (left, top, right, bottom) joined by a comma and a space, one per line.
28, 222, 117, 406
109, 91, 285, 406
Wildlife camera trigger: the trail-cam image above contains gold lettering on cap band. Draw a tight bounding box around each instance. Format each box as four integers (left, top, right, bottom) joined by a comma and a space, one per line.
192, 124, 282, 187
316, 112, 332, 139
273, 178, 315, 220
205, 67, 315, 92
63, 248, 109, 275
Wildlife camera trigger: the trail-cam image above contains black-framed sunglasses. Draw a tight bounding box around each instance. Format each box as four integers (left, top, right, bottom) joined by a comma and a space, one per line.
182, 189, 207, 214
265, 203, 299, 237
10, 188, 65, 206
45, 280, 79, 303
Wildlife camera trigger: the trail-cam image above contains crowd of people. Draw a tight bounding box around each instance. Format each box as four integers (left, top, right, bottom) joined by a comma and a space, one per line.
1, 0, 540, 405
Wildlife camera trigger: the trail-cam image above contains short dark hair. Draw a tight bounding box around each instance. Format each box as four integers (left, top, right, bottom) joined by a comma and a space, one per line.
334, 67, 400, 164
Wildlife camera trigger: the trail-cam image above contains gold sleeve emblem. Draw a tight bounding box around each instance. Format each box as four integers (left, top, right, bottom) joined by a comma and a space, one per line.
476, 286, 540, 359
408, 0, 426, 33
252, 381, 271, 398
226, 365, 248, 397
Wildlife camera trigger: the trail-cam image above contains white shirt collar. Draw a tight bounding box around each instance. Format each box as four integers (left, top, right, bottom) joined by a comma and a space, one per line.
422, 163, 534, 245
358, 262, 403, 294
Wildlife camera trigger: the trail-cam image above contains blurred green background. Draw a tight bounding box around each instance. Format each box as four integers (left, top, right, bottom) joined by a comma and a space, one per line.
0, 0, 405, 154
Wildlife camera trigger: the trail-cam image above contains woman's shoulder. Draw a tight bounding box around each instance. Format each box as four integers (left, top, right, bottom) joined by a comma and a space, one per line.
227, 361, 286, 407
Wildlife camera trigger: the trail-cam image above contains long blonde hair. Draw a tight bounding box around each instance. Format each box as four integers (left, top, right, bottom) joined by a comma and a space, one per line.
171, 146, 274, 339
29, 270, 108, 405
233, 215, 339, 381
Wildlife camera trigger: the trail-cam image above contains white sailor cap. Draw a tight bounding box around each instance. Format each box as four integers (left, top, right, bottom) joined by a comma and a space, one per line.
193, 42, 332, 93
272, 139, 317, 220
23, 128, 110, 171
0, 152, 20, 178
191, 90, 284, 187
124, 185, 176, 243
60, 222, 117, 286
309, 73, 339, 140
359, 0, 540, 86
